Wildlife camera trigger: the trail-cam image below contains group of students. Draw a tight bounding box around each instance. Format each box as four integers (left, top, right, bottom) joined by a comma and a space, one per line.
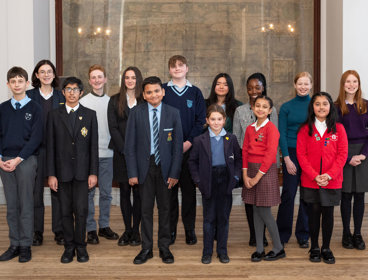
0, 54, 366, 267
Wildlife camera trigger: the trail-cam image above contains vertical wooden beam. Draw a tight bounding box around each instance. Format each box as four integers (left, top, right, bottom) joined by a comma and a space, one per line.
55, 0, 63, 75
314, 0, 321, 92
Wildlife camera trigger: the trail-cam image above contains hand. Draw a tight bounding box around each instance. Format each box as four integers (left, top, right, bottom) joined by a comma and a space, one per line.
88, 175, 98, 189
349, 155, 366, 166
3, 157, 22, 172
183, 141, 192, 153
48, 176, 58, 192
0, 159, 11, 172
129, 177, 139, 186
284, 156, 297, 175
249, 177, 260, 187
243, 170, 252, 189
167, 177, 178, 189
315, 174, 329, 187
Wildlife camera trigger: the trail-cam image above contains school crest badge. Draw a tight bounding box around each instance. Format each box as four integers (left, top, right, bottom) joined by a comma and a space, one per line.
25, 113, 32, 120
331, 134, 338, 141
81, 127, 88, 137
167, 132, 172, 141
187, 99, 193, 108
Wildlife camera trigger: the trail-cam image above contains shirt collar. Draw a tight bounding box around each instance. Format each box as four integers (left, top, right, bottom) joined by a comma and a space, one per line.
208, 127, 226, 138
345, 100, 355, 104
148, 102, 162, 112
39, 88, 54, 100
65, 103, 80, 113
127, 95, 137, 109
11, 95, 31, 108
90, 91, 105, 97
251, 118, 269, 131
314, 118, 327, 128
167, 80, 192, 87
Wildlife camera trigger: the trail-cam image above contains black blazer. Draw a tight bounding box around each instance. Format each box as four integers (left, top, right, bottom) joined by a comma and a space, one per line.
124, 102, 183, 183
26, 88, 65, 109
188, 130, 242, 199
46, 104, 99, 182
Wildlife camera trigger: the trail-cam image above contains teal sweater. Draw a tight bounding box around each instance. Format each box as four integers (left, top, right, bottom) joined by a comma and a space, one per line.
279, 95, 311, 157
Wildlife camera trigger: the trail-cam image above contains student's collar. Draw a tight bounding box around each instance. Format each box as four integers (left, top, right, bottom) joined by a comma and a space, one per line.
208, 127, 226, 138
251, 118, 269, 131
148, 102, 162, 112
65, 103, 80, 113
39, 88, 54, 100
314, 118, 327, 127
127, 95, 137, 108
11, 95, 30, 107
90, 91, 105, 97
168, 80, 192, 87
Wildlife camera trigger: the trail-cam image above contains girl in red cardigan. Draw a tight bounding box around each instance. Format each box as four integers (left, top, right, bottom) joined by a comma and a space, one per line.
242, 96, 284, 262
297, 92, 348, 264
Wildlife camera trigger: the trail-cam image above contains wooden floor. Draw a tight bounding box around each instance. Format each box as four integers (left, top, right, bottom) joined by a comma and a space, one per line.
0, 205, 367, 280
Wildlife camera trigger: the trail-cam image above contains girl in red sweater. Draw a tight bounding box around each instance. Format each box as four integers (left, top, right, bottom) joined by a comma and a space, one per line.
297, 92, 348, 264
242, 96, 284, 262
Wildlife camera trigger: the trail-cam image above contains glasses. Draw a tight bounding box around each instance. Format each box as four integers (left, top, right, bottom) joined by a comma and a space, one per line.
64, 87, 81, 93
38, 70, 54, 75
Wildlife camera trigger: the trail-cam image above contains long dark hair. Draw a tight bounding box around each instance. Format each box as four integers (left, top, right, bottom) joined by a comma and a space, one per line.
208, 73, 238, 120
302, 92, 337, 136
31, 59, 59, 88
116, 66, 143, 117
247, 72, 267, 96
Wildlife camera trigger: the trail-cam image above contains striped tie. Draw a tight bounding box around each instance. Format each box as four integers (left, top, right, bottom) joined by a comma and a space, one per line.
153, 108, 160, 165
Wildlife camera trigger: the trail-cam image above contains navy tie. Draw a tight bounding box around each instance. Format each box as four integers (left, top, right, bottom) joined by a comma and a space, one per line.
15, 102, 21, 110
152, 108, 160, 165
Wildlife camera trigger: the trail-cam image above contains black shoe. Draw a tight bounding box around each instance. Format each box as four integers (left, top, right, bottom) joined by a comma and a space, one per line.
76, 247, 89, 263
217, 253, 230, 263
342, 233, 354, 249
54, 231, 65, 246
133, 249, 153, 264
32, 231, 43, 246
263, 236, 269, 247
309, 248, 321, 262
264, 249, 286, 261
185, 229, 197, 245
201, 254, 212, 264
19, 246, 32, 263
298, 239, 309, 249
353, 234, 366, 250
159, 249, 174, 264
129, 232, 142, 246
118, 231, 131, 246
251, 251, 265, 262
0, 246, 19, 261
170, 231, 176, 245
87, 230, 99, 244
249, 236, 256, 247
98, 227, 119, 240
321, 248, 335, 264
61, 247, 75, 263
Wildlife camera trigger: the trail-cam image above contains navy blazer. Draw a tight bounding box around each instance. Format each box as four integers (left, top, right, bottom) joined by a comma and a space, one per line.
26, 88, 65, 109
188, 130, 242, 199
124, 102, 183, 184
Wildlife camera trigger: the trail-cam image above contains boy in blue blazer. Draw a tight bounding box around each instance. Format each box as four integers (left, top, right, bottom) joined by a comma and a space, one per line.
125, 76, 183, 264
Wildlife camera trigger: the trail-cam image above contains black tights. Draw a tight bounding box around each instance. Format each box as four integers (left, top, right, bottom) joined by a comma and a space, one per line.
308, 203, 334, 250
340, 192, 365, 236
119, 182, 141, 233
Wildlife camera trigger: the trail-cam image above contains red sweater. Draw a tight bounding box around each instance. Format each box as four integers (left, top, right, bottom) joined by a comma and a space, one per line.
296, 123, 348, 189
242, 121, 279, 173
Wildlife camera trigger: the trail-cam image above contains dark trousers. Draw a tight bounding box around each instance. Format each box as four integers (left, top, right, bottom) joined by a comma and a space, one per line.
308, 203, 334, 249
34, 147, 63, 233
170, 151, 196, 232
140, 157, 171, 250
58, 179, 88, 248
202, 166, 232, 256
276, 148, 309, 243
119, 182, 141, 233
0, 156, 37, 247
340, 192, 365, 236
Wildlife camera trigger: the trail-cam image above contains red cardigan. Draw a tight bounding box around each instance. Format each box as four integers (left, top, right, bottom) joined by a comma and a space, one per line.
296, 123, 348, 189
242, 121, 279, 173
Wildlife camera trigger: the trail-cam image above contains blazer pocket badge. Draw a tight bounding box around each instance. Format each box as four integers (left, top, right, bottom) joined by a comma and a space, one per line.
167, 132, 172, 141
81, 127, 88, 137
187, 99, 193, 108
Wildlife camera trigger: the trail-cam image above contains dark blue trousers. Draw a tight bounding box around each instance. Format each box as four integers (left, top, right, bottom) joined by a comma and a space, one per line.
276, 148, 309, 243
202, 166, 232, 256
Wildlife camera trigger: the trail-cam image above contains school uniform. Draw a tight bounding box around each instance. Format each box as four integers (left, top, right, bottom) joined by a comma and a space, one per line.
188, 128, 242, 256
46, 104, 98, 249
124, 102, 183, 252
0, 96, 42, 249
26, 88, 65, 236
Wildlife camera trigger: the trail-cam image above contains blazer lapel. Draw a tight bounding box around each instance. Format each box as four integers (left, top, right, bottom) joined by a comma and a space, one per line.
158, 104, 166, 143
223, 133, 231, 164
143, 103, 151, 145
74, 105, 85, 138
202, 131, 212, 164
59, 106, 74, 138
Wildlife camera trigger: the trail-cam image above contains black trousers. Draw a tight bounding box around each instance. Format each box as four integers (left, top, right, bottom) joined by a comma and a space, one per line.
170, 151, 196, 232
140, 157, 171, 250
119, 182, 141, 233
58, 179, 88, 248
34, 147, 63, 233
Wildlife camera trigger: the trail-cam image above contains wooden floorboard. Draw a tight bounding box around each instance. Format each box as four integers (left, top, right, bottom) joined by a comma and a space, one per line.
0, 205, 367, 279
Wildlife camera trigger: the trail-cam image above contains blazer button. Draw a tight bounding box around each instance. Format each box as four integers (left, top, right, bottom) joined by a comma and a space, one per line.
72, 142, 75, 145
72, 157, 75, 160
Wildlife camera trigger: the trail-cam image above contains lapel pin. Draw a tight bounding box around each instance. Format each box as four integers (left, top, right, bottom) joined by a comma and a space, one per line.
225, 136, 229, 140
79, 116, 82, 120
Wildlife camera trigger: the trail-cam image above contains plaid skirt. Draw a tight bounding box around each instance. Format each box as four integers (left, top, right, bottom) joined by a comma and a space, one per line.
242, 162, 280, 207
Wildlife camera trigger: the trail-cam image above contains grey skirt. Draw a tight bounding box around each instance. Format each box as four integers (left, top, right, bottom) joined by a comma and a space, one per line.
342, 143, 368, 193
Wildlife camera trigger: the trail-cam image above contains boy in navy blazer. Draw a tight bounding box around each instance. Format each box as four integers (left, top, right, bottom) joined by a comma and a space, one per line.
125, 76, 183, 264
